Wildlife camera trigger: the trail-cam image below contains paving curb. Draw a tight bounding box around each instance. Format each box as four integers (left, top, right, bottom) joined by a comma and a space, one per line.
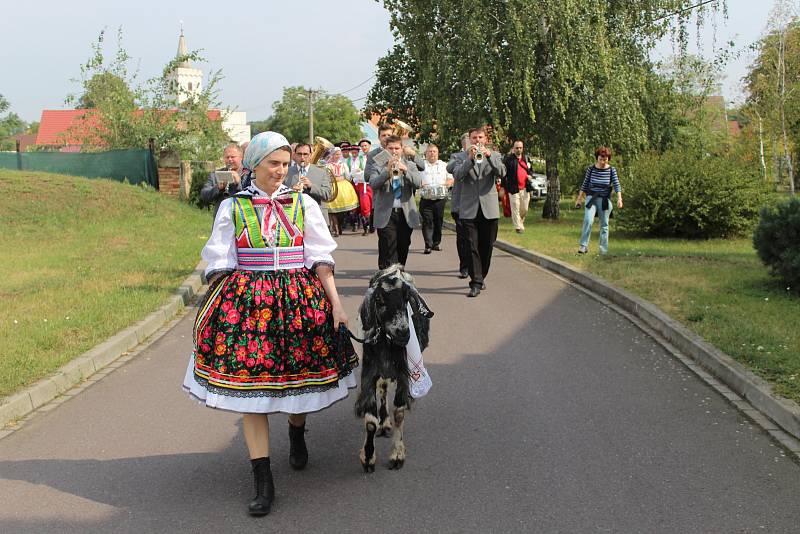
444, 221, 800, 446
0, 262, 208, 429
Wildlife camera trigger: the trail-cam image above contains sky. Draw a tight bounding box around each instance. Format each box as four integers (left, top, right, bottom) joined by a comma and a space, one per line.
1, 0, 781, 124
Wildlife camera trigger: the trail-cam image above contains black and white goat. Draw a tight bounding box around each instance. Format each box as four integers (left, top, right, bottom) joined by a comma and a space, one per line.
355, 265, 433, 472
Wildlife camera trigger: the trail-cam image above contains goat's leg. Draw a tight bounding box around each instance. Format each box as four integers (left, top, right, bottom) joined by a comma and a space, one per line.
387, 406, 407, 469
376, 378, 394, 437
388, 377, 411, 469
359, 409, 379, 473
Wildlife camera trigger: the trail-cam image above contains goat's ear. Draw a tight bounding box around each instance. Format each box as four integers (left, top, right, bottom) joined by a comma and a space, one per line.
405, 282, 434, 319
359, 288, 380, 343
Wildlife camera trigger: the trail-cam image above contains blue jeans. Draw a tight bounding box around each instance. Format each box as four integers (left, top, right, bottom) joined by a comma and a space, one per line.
579, 195, 612, 253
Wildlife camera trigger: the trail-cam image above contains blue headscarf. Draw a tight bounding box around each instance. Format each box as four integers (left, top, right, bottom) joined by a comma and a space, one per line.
240, 131, 290, 189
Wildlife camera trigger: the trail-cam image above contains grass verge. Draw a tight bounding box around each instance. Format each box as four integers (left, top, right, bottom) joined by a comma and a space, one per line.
473, 200, 800, 404
0, 170, 211, 398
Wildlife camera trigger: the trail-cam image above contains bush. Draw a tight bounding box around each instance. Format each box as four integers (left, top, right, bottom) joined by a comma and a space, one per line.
619, 150, 769, 238
189, 161, 215, 209
753, 197, 800, 290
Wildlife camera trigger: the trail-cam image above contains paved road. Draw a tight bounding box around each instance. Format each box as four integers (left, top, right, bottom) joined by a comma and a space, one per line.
2, 229, 800, 533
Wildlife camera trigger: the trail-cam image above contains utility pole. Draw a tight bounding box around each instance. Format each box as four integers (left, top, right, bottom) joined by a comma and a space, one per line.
307, 89, 316, 144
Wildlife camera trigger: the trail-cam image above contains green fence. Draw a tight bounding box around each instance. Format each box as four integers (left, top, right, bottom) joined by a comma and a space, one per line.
0, 149, 158, 188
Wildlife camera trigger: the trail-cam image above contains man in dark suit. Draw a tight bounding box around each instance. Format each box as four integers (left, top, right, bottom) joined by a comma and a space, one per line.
368, 134, 423, 269
451, 126, 505, 297
502, 140, 534, 233
200, 143, 245, 216
284, 143, 333, 222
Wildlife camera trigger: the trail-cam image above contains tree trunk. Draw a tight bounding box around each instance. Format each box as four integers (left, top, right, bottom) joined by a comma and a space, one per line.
542, 156, 560, 219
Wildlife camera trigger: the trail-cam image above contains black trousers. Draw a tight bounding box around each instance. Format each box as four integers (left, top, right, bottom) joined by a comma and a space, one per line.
452, 212, 471, 273
377, 208, 413, 269
419, 198, 446, 249
460, 206, 499, 288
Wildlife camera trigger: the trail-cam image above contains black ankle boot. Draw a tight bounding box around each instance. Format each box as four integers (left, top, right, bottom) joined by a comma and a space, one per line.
288, 422, 308, 470
248, 457, 274, 516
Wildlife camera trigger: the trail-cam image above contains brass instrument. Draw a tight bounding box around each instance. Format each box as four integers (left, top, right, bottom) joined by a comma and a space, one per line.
474, 143, 485, 163
310, 136, 334, 164
310, 136, 338, 202
392, 119, 413, 139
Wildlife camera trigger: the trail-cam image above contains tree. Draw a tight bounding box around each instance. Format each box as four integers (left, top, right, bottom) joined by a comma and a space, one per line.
745, 1, 799, 195
261, 86, 362, 143
0, 95, 27, 151
65, 28, 229, 161
374, 0, 728, 218
76, 72, 136, 110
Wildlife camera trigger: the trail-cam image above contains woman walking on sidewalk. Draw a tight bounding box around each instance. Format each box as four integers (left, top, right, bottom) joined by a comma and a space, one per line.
575, 146, 623, 255
183, 131, 357, 517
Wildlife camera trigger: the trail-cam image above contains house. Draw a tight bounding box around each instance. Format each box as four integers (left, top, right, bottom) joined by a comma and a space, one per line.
34, 29, 250, 151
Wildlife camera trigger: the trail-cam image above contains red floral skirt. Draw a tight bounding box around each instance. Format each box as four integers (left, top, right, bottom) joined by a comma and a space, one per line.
189, 268, 357, 405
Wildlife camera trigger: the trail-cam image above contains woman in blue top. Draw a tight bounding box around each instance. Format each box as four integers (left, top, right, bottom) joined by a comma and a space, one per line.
575, 146, 623, 255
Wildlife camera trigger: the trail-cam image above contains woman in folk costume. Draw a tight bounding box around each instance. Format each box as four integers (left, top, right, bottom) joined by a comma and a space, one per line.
349, 143, 373, 235
183, 131, 358, 517
322, 146, 360, 236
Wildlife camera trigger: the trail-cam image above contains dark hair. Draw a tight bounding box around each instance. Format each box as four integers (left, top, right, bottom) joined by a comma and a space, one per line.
595, 146, 612, 160
385, 135, 402, 145
512, 140, 524, 147
294, 143, 312, 153
378, 123, 393, 134
468, 126, 487, 136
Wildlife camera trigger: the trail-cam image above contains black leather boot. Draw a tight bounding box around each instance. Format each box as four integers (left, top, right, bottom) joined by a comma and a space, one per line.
248, 457, 274, 516
288, 421, 308, 470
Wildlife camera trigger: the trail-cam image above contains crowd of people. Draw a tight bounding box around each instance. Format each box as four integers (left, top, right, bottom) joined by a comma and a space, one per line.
188, 125, 623, 517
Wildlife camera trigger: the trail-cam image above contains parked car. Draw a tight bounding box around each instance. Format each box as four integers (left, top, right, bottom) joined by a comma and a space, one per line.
527, 173, 548, 200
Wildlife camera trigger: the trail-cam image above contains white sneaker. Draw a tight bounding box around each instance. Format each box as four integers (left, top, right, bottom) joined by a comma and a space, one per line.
577, 245, 588, 254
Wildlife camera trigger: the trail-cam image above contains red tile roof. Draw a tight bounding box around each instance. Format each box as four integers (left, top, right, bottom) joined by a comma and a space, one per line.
35, 109, 105, 146
35, 108, 224, 147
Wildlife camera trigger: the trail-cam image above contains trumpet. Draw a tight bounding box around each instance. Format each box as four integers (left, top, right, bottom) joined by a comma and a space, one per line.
390, 155, 402, 177
474, 143, 485, 163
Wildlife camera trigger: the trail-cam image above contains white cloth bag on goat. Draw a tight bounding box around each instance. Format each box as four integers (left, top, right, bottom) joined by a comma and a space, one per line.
406, 302, 432, 398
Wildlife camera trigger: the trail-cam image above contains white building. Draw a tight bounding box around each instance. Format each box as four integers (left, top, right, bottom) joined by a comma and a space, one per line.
167, 30, 251, 145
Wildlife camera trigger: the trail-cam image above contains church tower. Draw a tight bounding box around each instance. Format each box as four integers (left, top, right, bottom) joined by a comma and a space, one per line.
167, 29, 203, 104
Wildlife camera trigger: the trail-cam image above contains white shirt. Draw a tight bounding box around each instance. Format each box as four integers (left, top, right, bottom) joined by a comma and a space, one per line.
421, 160, 451, 187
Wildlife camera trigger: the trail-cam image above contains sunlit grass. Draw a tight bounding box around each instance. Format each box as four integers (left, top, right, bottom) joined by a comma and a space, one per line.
0, 170, 211, 397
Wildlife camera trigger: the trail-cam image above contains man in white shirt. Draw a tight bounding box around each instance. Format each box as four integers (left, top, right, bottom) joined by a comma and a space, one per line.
419, 143, 454, 254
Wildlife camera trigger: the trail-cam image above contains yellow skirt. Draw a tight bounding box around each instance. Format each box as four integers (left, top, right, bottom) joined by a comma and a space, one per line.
324, 179, 360, 213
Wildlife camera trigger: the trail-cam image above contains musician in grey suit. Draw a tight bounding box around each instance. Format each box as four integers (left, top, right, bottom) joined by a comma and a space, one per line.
284, 143, 333, 222
447, 133, 471, 279
368, 134, 423, 269
451, 126, 506, 297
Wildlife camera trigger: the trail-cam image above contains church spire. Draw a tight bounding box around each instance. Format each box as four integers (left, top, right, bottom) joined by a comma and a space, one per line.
176, 26, 191, 68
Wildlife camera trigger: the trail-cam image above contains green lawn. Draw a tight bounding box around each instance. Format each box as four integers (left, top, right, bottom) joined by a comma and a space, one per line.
0, 170, 212, 398
478, 200, 800, 403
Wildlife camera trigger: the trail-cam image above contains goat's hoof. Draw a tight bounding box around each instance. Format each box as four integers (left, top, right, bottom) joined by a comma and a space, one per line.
360, 449, 376, 473
388, 458, 405, 470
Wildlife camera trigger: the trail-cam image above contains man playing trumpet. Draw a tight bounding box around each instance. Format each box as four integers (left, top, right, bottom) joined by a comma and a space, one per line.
367, 134, 422, 269
451, 126, 505, 297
